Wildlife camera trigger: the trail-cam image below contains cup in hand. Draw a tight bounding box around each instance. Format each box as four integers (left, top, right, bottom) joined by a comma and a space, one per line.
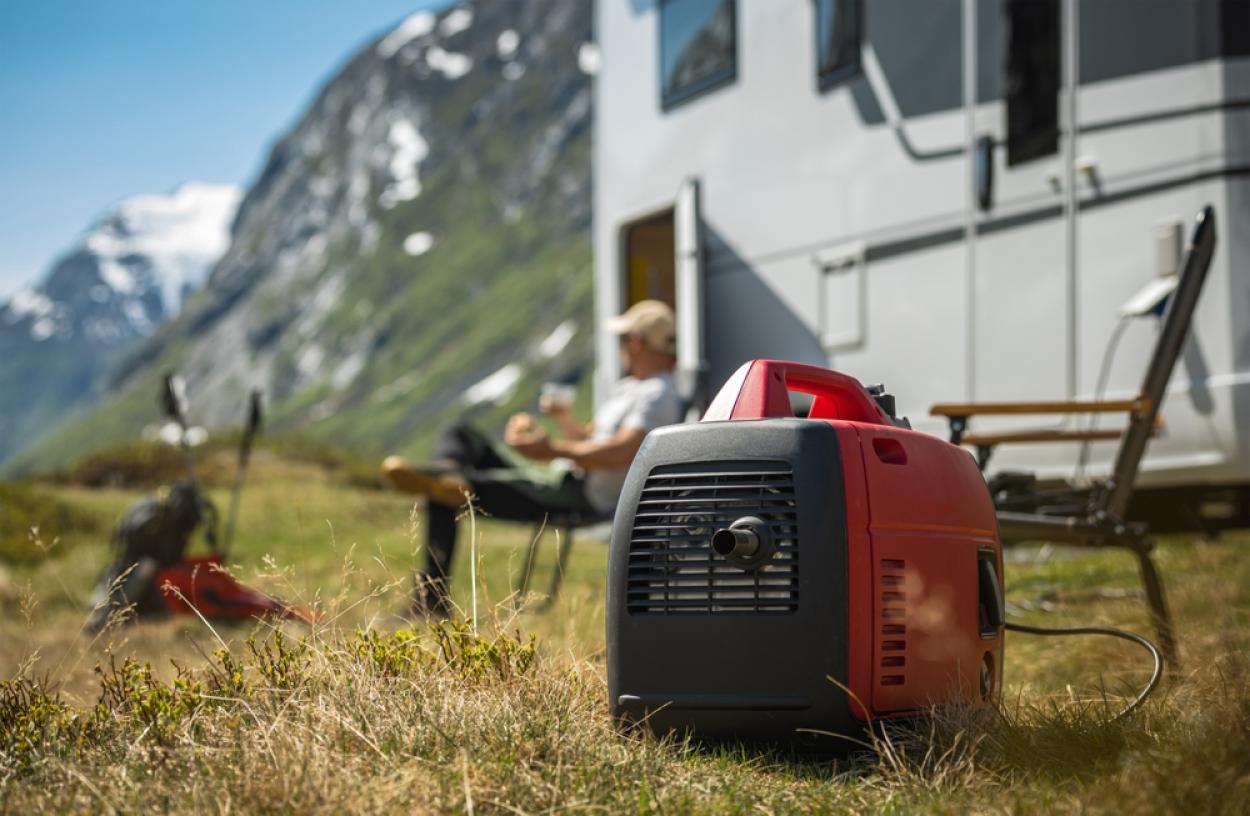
539, 382, 577, 414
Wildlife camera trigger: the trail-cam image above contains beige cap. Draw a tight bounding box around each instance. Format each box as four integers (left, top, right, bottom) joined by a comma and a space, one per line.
606, 299, 677, 355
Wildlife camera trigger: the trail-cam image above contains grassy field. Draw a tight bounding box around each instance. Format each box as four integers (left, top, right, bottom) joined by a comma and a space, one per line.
2, 446, 1249, 813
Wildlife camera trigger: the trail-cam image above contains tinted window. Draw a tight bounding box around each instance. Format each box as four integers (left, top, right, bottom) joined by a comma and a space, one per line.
1081, 0, 1249, 82
1005, 0, 1060, 166
867, 0, 962, 118
815, 0, 861, 90
660, 0, 736, 110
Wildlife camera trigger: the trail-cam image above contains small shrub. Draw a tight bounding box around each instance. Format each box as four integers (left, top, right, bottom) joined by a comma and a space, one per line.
95, 656, 209, 745
51, 440, 193, 489
351, 627, 425, 677
245, 629, 309, 690
204, 647, 251, 699
429, 619, 537, 681
0, 678, 95, 771
47, 435, 382, 490
350, 622, 538, 681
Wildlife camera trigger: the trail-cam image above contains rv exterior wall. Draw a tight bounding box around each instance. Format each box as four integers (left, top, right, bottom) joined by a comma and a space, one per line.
595, 0, 1250, 487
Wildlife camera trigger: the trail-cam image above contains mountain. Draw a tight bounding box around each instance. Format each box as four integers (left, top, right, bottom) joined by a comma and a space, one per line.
9, 0, 595, 472
0, 183, 240, 463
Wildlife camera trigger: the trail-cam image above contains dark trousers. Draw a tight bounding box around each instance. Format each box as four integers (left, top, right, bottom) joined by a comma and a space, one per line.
419, 423, 596, 605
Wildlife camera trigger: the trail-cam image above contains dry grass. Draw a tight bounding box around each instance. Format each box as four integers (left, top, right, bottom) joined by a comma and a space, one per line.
2, 452, 1249, 814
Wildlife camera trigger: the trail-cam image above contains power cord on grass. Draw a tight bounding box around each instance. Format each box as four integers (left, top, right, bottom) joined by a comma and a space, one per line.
1004, 620, 1164, 722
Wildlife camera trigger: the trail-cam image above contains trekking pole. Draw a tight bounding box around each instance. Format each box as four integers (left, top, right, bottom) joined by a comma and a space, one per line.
161, 372, 198, 487
222, 390, 263, 559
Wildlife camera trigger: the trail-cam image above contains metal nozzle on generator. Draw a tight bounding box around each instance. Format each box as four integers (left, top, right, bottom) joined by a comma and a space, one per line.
711, 516, 771, 566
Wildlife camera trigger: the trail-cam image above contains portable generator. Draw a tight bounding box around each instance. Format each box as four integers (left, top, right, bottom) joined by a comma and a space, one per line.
607, 359, 1005, 747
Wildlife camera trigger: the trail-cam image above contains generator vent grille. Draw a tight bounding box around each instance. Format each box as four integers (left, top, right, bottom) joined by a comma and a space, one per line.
626, 461, 798, 614
879, 558, 908, 686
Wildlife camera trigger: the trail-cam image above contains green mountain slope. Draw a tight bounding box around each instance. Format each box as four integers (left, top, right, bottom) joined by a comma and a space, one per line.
11, 1, 594, 473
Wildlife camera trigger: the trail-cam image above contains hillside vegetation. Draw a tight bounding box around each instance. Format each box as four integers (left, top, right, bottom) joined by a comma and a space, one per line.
8, 0, 595, 476
2, 447, 1248, 813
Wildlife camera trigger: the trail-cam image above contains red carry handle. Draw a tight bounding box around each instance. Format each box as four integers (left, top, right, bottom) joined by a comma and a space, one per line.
702, 359, 891, 425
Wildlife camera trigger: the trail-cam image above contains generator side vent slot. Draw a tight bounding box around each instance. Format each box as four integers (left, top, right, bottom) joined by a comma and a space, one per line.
879, 558, 908, 685
627, 461, 798, 614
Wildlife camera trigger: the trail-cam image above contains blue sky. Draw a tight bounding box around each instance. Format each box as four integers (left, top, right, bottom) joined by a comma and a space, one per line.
0, 1, 448, 297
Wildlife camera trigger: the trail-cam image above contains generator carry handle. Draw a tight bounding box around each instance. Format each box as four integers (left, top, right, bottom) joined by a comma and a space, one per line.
703, 359, 891, 425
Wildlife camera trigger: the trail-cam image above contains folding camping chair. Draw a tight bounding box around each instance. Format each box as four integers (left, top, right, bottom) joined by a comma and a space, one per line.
512, 509, 611, 612
509, 391, 701, 613
930, 205, 1217, 671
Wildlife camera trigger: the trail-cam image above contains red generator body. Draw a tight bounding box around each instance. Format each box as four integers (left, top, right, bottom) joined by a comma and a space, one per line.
607, 360, 1004, 748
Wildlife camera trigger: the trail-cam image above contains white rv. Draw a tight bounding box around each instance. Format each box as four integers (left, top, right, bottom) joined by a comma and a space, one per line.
592, 0, 1250, 514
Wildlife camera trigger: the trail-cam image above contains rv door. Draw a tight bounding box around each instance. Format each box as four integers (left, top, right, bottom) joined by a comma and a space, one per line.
674, 177, 707, 415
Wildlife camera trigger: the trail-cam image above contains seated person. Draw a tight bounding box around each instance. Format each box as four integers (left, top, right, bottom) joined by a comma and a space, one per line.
381, 300, 684, 616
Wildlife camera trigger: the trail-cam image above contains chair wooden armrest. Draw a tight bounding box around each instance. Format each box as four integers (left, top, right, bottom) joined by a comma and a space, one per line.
953, 415, 1163, 471
930, 395, 1154, 448
960, 428, 1127, 447
930, 397, 1151, 418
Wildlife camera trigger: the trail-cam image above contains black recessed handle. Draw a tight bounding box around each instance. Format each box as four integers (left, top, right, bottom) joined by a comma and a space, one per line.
978, 553, 1005, 632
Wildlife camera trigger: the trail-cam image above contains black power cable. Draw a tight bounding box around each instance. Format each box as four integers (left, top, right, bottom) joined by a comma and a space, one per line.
1005, 620, 1163, 722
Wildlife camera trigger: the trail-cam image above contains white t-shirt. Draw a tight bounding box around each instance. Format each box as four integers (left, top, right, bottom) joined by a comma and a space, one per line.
582, 372, 684, 513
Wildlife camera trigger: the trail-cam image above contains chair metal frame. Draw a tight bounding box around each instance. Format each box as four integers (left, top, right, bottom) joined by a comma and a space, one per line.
931, 205, 1218, 671
512, 511, 609, 612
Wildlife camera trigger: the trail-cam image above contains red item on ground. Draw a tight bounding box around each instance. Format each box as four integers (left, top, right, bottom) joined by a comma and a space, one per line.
155, 555, 315, 624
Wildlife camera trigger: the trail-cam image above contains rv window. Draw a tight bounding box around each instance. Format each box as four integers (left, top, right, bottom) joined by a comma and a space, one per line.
1005, 0, 1060, 166
660, 0, 737, 110
814, 0, 861, 90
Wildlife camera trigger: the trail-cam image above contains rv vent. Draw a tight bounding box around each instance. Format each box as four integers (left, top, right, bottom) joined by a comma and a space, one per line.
879, 558, 908, 686
626, 461, 798, 614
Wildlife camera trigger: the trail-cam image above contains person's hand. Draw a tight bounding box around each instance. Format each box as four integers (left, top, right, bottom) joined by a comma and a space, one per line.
505, 412, 536, 439
505, 412, 553, 459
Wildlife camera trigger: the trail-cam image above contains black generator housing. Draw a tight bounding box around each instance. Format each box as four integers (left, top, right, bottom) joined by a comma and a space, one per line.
607, 419, 858, 745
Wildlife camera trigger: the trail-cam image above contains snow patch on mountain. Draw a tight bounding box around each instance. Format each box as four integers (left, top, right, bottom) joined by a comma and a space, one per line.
426, 46, 473, 80
5, 289, 54, 322
96, 258, 137, 295
403, 231, 435, 256
538, 320, 577, 358
0, 182, 239, 345
380, 119, 429, 207
377, 11, 436, 58
30, 318, 57, 342
463, 363, 523, 405
85, 182, 242, 312
297, 344, 326, 379
497, 29, 520, 58
332, 350, 367, 389
4, 287, 66, 343
577, 42, 601, 75
439, 7, 474, 38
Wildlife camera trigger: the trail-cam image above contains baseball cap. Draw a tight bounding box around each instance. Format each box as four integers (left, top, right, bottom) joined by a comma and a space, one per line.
606, 299, 677, 355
